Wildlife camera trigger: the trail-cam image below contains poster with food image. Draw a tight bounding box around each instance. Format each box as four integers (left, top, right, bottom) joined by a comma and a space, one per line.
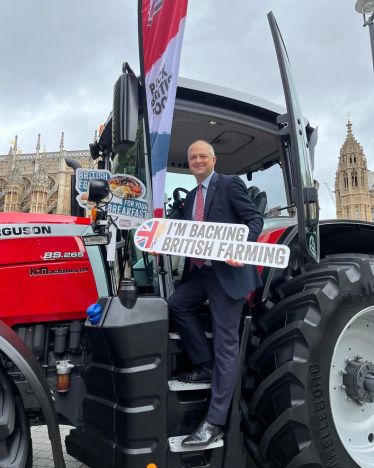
75, 168, 148, 230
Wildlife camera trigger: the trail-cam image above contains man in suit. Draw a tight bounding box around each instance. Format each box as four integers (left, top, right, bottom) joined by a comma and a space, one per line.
168, 140, 264, 448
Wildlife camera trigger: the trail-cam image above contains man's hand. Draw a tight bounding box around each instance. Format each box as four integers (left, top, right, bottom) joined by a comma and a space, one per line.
226, 259, 244, 268
148, 251, 160, 257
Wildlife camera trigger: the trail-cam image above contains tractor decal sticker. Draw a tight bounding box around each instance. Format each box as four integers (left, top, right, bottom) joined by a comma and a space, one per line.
0, 226, 51, 236
0, 224, 88, 239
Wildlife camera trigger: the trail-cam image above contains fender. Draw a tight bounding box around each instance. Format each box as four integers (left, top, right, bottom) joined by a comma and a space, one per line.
0, 320, 65, 468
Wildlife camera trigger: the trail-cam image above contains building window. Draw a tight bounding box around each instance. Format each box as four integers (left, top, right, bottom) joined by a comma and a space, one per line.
350, 157, 352, 164
354, 156, 356, 163
372, 210, 374, 221
365, 210, 368, 221
352, 171, 358, 187
356, 207, 359, 220
347, 209, 350, 219
344, 173, 348, 188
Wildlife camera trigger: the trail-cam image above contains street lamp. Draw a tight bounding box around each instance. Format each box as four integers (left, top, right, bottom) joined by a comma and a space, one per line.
355, 0, 374, 71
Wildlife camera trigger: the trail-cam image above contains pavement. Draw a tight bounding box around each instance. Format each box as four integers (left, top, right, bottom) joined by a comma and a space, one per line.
31, 425, 89, 468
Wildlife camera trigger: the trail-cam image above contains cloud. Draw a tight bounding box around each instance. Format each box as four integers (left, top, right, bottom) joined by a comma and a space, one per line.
1, 0, 373, 220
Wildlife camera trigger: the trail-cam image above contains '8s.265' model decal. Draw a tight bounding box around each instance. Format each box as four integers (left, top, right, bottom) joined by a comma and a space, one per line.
44, 252, 84, 259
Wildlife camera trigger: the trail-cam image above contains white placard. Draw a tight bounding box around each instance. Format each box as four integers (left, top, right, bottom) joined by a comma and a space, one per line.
135, 219, 290, 269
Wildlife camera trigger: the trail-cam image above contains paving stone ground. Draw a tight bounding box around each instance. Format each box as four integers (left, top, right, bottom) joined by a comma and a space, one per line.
31, 425, 89, 468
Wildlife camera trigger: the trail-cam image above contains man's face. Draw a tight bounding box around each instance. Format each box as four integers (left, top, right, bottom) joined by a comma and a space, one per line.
188, 142, 217, 181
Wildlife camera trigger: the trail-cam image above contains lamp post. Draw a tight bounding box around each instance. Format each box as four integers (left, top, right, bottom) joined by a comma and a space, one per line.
355, 0, 374, 71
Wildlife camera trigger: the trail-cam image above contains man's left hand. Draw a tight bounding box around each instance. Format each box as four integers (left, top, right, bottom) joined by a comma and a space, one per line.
226, 259, 244, 268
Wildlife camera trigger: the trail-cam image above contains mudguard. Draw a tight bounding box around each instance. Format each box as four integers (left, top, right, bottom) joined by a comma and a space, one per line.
0, 320, 65, 468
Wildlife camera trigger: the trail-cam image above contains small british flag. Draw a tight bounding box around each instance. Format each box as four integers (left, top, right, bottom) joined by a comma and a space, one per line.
136, 220, 160, 249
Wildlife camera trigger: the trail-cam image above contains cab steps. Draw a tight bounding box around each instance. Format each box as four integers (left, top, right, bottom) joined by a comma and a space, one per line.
168, 435, 224, 452
168, 380, 211, 391
169, 332, 213, 340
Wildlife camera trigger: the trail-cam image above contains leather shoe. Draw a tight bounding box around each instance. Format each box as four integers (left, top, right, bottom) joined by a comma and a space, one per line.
178, 365, 212, 383
182, 420, 223, 448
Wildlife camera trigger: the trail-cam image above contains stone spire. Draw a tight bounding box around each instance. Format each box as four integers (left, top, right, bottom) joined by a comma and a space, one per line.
34, 134, 41, 173
341, 115, 362, 155
11, 135, 18, 169
60, 132, 64, 153
7, 135, 22, 185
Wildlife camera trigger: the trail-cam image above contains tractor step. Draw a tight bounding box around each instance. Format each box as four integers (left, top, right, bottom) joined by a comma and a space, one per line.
168, 435, 224, 452
169, 332, 213, 340
168, 380, 211, 391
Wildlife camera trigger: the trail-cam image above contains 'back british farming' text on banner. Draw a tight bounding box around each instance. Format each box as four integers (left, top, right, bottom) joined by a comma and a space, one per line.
135, 219, 290, 269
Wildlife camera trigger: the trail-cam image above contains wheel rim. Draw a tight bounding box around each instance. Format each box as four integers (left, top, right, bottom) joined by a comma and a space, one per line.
330, 306, 374, 467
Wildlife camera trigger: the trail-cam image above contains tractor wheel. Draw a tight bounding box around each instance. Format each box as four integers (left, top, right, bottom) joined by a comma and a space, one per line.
0, 365, 32, 467
241, 254, 374, 468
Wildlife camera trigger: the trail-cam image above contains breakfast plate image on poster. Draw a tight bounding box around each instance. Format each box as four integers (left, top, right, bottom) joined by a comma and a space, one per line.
75, 169, 148, 230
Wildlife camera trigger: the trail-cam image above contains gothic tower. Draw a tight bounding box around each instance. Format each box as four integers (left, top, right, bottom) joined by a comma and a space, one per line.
4, 136, 23, 212
335, 117, 371, 220
30, 135, 49, 214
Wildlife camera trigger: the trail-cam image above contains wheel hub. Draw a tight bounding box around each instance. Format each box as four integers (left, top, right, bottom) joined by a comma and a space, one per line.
341, 357, 374, 404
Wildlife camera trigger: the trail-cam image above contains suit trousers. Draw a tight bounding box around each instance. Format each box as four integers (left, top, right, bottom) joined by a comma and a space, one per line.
168, 265, 244, 426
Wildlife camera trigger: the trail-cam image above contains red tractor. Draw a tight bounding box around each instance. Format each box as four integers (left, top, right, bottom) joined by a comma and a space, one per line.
1, 12, 373, 468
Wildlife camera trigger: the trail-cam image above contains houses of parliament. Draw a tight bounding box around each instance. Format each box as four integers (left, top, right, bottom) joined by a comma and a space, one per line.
335, 118, 374, 221
0, 133, 93, 215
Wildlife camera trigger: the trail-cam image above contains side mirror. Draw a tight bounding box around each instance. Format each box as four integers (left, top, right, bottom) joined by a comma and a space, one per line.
87, 179, 110, 204
118, 278, 139, 309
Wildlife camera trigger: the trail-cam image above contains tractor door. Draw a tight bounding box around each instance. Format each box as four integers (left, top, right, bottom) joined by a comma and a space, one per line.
268, 11, 320, 263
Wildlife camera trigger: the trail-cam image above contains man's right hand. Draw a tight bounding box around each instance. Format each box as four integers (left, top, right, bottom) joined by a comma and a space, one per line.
148, 251, 160, 257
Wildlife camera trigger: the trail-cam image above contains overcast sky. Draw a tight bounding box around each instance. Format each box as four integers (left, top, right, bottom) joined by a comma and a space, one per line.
1, 0, 373, 219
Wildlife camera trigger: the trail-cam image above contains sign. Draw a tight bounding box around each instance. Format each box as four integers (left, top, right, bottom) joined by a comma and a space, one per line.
75, 169, 148, 230
139, 0, 189, 218
135, 219, 290, 269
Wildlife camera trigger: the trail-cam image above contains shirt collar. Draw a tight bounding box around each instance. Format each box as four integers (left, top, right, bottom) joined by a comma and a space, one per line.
198, 171, 215, 189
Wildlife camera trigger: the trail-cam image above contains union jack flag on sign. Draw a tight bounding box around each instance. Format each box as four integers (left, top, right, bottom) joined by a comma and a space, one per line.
135, 220, 160, 249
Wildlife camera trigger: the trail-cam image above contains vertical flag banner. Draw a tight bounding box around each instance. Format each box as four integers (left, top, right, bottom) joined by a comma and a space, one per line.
139, 0, 189, 218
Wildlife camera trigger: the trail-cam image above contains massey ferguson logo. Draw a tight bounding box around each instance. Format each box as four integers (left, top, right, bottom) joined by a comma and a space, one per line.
148, 0, 163, 26
149, 65, 172, 116
0, 226, 52, 237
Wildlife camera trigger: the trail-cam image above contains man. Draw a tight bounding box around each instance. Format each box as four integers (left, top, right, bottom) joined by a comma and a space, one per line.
168, 140, 264, 448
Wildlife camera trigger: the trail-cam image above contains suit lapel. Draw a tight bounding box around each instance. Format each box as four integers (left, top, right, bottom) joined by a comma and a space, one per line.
185, 187, 197, 220
204, 172, 219, 220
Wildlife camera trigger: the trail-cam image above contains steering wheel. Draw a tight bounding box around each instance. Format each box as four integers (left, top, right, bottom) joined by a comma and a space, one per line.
173, 187, 190, 202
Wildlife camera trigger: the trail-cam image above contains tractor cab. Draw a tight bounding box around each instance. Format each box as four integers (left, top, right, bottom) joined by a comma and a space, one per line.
65, 12, 319, 468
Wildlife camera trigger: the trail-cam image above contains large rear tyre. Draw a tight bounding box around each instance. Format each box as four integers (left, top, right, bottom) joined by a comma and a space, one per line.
0, 366, 32, 468
241, 254, 374, 468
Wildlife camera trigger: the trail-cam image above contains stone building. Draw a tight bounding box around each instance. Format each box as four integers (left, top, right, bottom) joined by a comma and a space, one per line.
335, 118, 374, 221
0, 133, 93, 215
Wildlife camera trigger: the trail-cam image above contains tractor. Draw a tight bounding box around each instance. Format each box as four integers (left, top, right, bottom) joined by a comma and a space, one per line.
0, 12, 373, 468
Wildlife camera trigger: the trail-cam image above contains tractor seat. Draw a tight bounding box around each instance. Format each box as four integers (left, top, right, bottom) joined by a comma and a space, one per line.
247, 186, 267, 216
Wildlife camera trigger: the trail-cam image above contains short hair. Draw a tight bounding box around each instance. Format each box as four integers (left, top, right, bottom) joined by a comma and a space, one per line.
187, 140, 215, 158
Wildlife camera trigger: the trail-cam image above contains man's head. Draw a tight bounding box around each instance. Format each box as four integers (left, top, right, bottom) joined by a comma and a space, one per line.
187, 140, 217, 183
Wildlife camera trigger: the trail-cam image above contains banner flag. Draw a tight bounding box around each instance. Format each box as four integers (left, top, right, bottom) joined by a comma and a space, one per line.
139, 0, 189, 218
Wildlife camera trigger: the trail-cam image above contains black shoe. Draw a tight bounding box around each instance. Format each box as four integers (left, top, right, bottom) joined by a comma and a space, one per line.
181, 420, 223, 448
178, 365, 212, 383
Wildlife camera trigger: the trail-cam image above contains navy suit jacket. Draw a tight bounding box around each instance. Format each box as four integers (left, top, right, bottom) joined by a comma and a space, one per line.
181, 172, 264, 300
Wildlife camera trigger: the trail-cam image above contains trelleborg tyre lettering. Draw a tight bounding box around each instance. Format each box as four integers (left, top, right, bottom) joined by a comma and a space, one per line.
242, 254, 374, 468
0, 366, 32, 467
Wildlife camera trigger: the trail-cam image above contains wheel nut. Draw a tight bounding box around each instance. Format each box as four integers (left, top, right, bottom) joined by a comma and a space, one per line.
345, 358, 352, 364
354, 354, 363, 360
339, 384, 347, 390
345, 396, 352, 402
340, 369, 347, 375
